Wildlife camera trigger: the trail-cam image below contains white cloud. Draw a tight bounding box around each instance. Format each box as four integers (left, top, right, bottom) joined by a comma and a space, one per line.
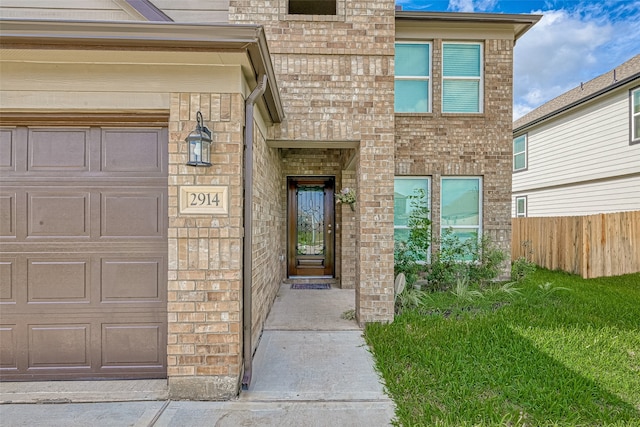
447, 0, 498, 12
513, 3, 640, 119
513, 9, 613, 119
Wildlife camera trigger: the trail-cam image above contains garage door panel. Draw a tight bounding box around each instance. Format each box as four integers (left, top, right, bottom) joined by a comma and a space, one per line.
0, 325, 18, 370
102, 324, 163, 367
1, 125, 167, 381
101, 258, 161, 302
29, 324, 90, 368
0, 193, 17, 238
0, 129, 15, 171
103, 129, 165, 173
101, 192, 164, 238
28, 129, 90, 171
27, 260, 89, 303
28, 192, 90, 237
0, 259, 16, 302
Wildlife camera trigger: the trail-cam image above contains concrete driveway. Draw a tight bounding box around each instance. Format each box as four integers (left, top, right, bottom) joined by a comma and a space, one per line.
0, 282, 396, 426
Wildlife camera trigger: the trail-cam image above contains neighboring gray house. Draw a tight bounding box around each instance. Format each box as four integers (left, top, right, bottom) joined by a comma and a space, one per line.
512, 55, 640, 217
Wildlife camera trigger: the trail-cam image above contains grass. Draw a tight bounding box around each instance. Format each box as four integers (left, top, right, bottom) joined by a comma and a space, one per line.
365, 269, 640, 426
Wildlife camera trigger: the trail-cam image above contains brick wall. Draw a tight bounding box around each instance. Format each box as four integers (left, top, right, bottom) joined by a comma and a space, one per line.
230, 0, 397, 323
339, 169, 357, 288
395, 39, 514, 271
251, 121, 285, 352
167, 92, 245, 399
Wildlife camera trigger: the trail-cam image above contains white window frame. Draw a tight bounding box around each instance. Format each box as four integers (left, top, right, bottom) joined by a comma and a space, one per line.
441, 42, 483, 113
632, 87, 640, 145
394, 176, 431, 261
440, 176, 483, 240
394, 41, 432, 113
513, 134, 527, 171
515, 196, 527, 218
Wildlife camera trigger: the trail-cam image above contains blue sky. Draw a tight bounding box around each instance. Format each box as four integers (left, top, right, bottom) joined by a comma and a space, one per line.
396, 0, 640, 119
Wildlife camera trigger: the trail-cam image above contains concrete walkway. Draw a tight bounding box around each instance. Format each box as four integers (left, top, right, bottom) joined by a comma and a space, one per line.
0, 283, 396, 426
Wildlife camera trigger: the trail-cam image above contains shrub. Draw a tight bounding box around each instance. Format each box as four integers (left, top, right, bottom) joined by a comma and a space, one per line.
392, 193, 509, 298
511, 240, 536, 282
511, 256, 536, 282
393, 188, 431, 285
406, 188, 431, 261
425, 229, 507, 292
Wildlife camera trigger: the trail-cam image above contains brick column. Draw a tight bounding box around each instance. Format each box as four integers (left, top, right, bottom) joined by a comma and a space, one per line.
355, 122, 395, 324
167, 93, 245, 400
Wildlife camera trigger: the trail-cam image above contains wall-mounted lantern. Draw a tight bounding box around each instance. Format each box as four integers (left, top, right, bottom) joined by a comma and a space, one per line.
185, 111, 212, 167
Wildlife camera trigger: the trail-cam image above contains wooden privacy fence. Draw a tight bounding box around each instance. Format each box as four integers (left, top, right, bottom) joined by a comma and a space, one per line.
512, 211, 640, 279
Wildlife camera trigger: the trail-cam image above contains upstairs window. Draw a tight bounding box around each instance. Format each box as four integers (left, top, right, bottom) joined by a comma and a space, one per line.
395, 43, 431, 113
289, 0, 336, 15
632, 87, 640, 144
513, 134, 527, 171
442, 43, 483, 113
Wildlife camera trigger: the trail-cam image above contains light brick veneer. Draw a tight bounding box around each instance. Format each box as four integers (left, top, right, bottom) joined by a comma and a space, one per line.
395, 39, 514, 273
230, 0, 397, 323
250, 122, 285, 352
339, 169, 357, 289
167, 93, 245, 399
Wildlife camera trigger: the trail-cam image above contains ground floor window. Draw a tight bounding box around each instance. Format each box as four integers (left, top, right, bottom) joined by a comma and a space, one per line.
515, 196, 527, 217
394, 177, 431, 259
440, 177, 482, 250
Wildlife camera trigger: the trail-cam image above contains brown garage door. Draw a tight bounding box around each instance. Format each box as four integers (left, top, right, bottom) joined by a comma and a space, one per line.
0, 125, 168, 380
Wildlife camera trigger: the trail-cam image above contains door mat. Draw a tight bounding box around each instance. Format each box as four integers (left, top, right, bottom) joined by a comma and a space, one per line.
291, 283, 331, 290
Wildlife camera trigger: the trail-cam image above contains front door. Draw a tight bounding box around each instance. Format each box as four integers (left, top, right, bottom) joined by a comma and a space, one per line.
287, 177, 335, 277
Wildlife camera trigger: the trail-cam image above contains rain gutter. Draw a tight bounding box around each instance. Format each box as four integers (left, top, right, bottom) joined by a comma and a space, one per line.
241, 73, 268, 390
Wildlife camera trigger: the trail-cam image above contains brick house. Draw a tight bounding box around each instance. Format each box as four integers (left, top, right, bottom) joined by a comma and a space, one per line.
0, 1, 539, 399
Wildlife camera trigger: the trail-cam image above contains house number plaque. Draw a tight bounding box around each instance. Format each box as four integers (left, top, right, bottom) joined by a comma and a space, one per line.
179, 186, 228, 215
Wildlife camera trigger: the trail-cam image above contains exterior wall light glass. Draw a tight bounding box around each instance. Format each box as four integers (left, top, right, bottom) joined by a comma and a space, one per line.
185, 111, 212, 167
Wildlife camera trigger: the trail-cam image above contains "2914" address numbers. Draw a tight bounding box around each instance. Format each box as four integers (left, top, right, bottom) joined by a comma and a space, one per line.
179, 186, 228, 215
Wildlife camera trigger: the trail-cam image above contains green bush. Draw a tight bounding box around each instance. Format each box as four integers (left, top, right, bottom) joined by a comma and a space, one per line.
392, 191, 508, 311
425, 229, 506, 292
511, 240, 536, 282
393, 188, 431, 286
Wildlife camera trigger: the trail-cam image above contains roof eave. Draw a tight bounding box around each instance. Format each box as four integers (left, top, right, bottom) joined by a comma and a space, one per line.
0, 18, 284, 123
395, 11, 542, 41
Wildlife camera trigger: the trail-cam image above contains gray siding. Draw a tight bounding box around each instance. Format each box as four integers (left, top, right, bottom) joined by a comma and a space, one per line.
513, 83, 640, 216
513, 175, 640, 217
153, 0, 229, 22
0, 0, 230, 22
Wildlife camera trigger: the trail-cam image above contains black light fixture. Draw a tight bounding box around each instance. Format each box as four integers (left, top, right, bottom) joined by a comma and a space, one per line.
185, 111, 212, 167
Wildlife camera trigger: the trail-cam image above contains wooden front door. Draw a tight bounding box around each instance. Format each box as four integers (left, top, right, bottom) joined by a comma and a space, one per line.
287, 177, 335, 277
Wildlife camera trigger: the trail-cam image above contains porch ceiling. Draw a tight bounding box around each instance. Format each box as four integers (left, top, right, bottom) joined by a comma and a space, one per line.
267, 139, 360, 149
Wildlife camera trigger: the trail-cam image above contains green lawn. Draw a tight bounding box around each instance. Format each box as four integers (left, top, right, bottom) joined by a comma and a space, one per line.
365, 269, 640, 426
